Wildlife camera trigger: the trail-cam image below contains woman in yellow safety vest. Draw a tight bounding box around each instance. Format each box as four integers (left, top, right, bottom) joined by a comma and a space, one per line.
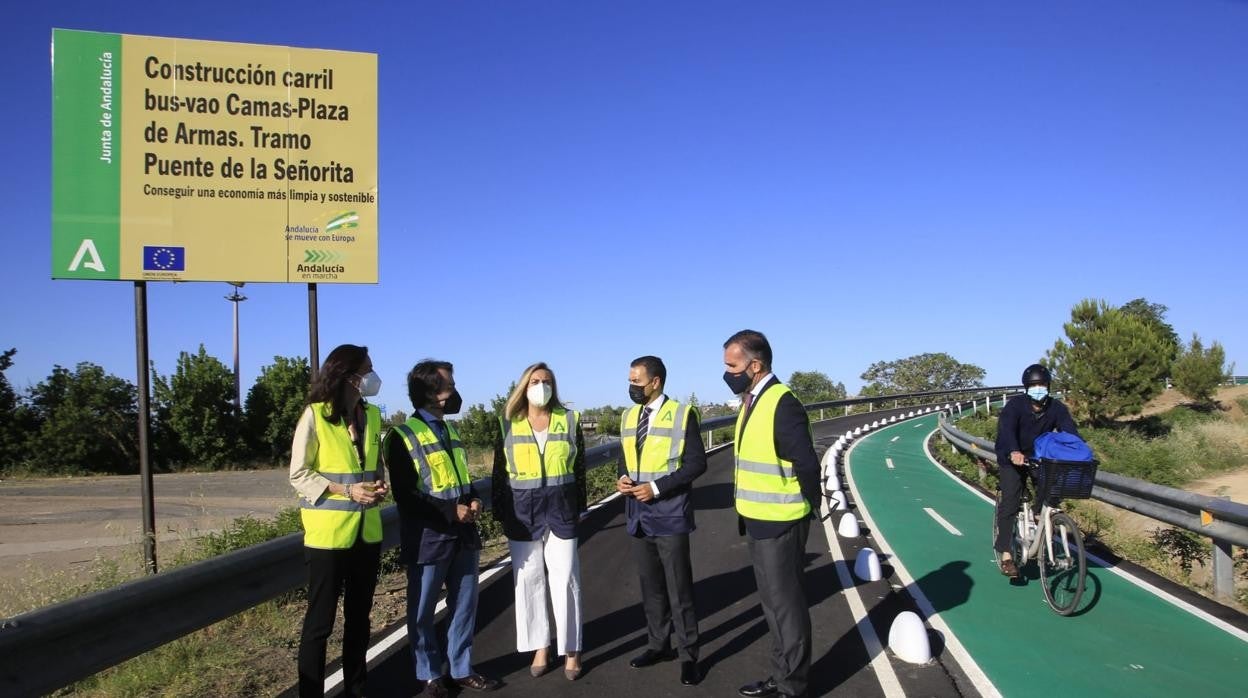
491, 362, 587, 680
288, 344, 388, 698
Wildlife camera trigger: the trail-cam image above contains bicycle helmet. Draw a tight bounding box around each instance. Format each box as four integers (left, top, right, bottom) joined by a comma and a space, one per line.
1021, 363, 1051, 386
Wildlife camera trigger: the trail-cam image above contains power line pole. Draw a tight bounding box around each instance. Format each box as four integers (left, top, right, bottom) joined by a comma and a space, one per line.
226, 283, 247, 411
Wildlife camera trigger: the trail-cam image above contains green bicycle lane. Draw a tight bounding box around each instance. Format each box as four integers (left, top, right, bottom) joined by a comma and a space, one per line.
845, 414, 1248, 697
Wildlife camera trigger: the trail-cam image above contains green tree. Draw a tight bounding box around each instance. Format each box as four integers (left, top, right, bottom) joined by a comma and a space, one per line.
788, 370, 848, 404
243, 355, 311, 464
595, 407, 622, 437
155, 345, 246, 469
449, 385, 514, 449
0, 348, 28, 470
1120, 298, 1181, 366
387, 409, 409, 427
1046, 299, 1172, 426
453, 403, 501, 449
24, 362, 138, 474
859, 353, 985, 396
1171, 333, 1227, 407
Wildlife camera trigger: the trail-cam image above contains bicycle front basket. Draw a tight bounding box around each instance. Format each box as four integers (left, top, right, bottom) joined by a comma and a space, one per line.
1036, 458, 1099, 500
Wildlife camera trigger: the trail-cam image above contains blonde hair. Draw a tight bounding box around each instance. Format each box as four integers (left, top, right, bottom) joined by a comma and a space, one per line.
504, 362, 565, 421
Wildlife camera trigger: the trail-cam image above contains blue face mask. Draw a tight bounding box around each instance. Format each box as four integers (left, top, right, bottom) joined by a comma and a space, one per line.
1026, 386, 1049, 402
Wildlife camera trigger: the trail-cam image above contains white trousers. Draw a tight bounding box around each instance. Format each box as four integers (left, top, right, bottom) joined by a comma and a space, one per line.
508, 531, 582, 654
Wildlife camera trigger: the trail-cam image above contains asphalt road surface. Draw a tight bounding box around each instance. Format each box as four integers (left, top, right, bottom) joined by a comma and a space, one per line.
312, 408, 980, 697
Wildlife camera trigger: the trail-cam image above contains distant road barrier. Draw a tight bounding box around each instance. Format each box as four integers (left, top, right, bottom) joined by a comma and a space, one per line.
0, 384, 1018, 697
938, 413, 1248, 602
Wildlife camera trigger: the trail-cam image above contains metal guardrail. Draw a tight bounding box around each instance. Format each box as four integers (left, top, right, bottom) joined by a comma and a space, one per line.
937, 411, 1248, 601
0, 384, 1014, 697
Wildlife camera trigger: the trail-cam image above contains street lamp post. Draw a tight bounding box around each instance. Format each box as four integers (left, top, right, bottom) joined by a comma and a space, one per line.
226, 283, 247, 411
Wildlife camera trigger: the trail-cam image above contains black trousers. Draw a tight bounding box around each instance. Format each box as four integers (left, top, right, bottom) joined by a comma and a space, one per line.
747, 518, 811, 696
632, 532, 699, 661
297, 535, 382, 698
995, 462, 1029, 553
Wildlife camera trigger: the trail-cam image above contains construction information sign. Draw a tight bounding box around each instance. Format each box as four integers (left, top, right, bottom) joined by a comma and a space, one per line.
51, 29, 378, 283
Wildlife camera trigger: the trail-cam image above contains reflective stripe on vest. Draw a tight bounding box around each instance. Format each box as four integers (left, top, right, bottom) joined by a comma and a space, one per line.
392, 419, 470, 501
501, 409, 578, 490
620, 399, 693, 483
300, 402, 384, 549
733, 384, 811, 521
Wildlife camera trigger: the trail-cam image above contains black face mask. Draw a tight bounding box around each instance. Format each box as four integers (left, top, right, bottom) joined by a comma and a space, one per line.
628, 384, 650, 405
441, 389, 463, 415
723, 369, 753, 395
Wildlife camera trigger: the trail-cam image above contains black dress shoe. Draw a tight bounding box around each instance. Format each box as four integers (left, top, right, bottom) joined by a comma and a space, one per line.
680, 661, 701, 686
629, 648, 677, 668
423, 678, 450, 698
454, 673, 500, 691
738, 677, 778, 697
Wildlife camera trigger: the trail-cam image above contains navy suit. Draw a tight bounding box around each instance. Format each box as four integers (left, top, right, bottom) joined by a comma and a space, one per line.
617, 396, 707, 661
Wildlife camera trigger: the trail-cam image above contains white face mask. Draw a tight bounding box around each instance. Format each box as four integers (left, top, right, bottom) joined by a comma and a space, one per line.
355, 371, 382, 397
1026, 385, 1049, 402
527, 382, 552, 407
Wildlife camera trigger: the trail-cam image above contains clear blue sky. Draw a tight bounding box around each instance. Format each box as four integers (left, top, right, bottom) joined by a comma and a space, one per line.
5, 1, 1246, 416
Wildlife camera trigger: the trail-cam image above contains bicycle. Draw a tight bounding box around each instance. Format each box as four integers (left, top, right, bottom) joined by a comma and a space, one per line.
995, 457, 1099, 616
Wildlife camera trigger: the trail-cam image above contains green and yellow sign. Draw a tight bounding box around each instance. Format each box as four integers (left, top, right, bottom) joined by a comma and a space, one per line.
52, 29, 378, 283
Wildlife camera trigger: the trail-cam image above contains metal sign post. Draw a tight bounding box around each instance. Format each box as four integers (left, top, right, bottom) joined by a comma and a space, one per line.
134, 281, 157, 573
308, 283, 320, 378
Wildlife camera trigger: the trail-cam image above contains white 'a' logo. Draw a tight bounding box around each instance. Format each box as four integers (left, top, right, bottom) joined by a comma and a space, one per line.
68, 239, 105, 272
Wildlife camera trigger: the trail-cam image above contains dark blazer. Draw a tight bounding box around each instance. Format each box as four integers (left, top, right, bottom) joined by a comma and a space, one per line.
384, 415, 481, 565
491, 419, 587, 541
737, 376, 823, 539
617, 396, 708, 537
994, 395, 1081, 467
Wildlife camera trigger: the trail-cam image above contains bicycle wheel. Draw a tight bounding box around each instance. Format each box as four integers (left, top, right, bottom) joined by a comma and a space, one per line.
1040, 511, 1086, 615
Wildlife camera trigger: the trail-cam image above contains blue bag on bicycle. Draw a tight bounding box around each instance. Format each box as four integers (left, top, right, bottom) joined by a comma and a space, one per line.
1033, 431, 1094, 462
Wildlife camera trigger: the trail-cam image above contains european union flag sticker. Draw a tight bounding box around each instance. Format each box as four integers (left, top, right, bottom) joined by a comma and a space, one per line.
143, 246, 185, 271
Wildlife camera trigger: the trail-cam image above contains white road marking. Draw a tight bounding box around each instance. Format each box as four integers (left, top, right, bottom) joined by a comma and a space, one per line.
923, 507, 963, 536
885, 458, 895, 470
326, 482, 641, 692
913, 423, 924, 428
818, 496, 904, 697
890, 436, 900, 442
848, 425, 1003, 698
919, 430, 1248, 644
325, 557, 512, 693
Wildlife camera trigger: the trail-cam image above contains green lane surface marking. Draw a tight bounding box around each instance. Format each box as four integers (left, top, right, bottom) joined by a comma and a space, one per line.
847, 415, 1248, 697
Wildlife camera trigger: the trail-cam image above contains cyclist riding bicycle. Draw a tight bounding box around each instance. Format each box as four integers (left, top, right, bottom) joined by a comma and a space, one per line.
994, 363, 1081, 579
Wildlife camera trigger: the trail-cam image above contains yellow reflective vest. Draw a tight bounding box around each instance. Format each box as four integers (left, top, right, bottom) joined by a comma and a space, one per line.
299, 402, 383, 549
620, 399, 695, 482
500, 409, 579, 489
390, 417, 470, 501
733, 384, 811, 521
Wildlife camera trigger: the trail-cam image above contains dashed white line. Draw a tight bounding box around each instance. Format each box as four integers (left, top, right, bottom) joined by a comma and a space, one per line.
923, 507, 963, 536
920, 432, 1248, 644
848, 426, 1002, 698
890, 436, 900, 442
885, 458, 895, 470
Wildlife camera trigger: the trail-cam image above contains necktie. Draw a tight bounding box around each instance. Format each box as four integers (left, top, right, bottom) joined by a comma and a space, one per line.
636, 407, 651, 456
742, 391, 754, 416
